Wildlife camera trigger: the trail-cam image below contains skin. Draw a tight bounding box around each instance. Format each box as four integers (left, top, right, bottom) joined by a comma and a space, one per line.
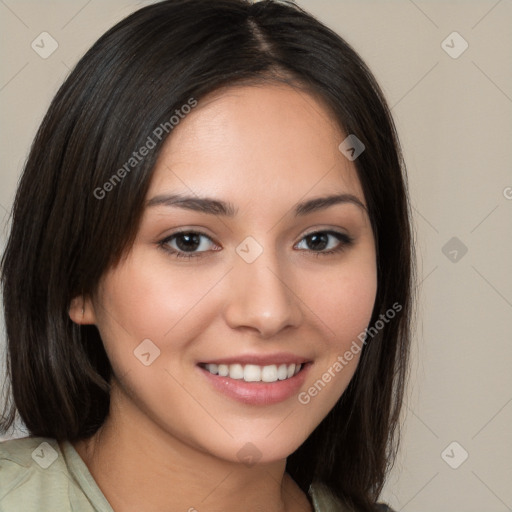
70, 83, 377, 512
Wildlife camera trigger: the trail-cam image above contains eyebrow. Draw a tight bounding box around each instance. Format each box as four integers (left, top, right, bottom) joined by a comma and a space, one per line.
146, 193, 367, 217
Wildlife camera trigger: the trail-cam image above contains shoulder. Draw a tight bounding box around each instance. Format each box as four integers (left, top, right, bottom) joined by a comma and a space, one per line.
374, 505, 395, 512
0, 436, 64, 484
1, 435, 58, 465
0, 436, 74, 511
309, 482, 396, 512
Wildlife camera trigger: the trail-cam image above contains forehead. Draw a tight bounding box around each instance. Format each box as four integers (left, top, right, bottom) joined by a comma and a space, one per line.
148, 84, 365, 206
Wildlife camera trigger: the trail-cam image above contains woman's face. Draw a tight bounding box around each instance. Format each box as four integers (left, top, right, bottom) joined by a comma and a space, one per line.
83, 84, 377, 464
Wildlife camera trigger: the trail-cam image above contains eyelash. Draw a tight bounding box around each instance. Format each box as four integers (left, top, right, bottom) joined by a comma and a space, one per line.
158, 229, 354, 260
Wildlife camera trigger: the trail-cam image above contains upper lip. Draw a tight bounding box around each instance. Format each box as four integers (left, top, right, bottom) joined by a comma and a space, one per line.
199, 352, 310, 366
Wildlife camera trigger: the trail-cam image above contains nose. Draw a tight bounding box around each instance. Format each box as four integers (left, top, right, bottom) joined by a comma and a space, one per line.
223, 245, 303, 338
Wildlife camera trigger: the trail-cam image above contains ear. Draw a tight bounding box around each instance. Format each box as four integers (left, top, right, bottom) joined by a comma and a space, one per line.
69, 295, 97, 325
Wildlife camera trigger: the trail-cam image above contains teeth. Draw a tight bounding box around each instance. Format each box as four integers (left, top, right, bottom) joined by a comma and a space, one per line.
244, 364, 261, 382
230, 364, 244, 380
204, 363, 303, 382
261, 365, 278, 383
277, 364, 288, 380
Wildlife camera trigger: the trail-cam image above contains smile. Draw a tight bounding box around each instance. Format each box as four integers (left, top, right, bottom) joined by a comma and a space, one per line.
200, 363, 302, 383
197, 359, 311, 405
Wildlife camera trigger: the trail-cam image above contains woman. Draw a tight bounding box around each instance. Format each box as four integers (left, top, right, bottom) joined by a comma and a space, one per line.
0, 1, 414, 511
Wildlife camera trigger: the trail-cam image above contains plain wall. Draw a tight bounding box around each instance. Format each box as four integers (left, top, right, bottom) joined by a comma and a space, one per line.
0, 1, 511, 511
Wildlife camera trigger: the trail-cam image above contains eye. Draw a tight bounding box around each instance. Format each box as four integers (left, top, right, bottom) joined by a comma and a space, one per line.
158, 229, 353, 260
295, 230, 353, 256
159, 231, 218, 259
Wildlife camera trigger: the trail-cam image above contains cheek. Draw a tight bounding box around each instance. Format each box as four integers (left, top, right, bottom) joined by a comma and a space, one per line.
93, 255, 222, 369
298, 251, 377, 405
307, 256, 377, 351
91, 262, 221, 436
327, 272, 377, 343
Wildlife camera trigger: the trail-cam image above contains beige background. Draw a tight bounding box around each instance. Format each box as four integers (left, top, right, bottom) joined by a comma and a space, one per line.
1, 1, 511, 511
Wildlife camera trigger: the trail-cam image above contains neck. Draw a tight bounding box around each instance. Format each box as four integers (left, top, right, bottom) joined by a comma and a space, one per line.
72, 379, 312, 512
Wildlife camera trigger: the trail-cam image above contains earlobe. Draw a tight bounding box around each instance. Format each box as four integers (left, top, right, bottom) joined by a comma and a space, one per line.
69, 295, 96, 325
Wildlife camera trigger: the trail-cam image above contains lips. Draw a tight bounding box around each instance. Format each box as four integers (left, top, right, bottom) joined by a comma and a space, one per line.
197, 353, 312, 405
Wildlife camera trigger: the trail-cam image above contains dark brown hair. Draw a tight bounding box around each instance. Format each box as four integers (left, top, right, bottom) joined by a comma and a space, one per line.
1, 1, 414, 510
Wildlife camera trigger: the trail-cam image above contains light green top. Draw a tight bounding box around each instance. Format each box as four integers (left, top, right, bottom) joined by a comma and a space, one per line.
0, 436, 350, 512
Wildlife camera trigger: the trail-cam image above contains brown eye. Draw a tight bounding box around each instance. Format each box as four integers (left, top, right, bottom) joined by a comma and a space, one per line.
160, 231, 217, 259
295, 230, 353, 255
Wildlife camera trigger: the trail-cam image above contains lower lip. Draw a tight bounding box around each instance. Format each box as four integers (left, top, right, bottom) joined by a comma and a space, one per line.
198, 364, 311, 406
